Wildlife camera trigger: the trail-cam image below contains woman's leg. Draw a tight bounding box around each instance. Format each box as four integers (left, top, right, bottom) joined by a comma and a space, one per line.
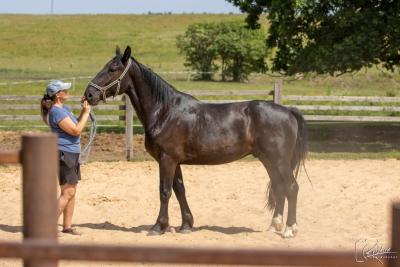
57, 183, 77, 230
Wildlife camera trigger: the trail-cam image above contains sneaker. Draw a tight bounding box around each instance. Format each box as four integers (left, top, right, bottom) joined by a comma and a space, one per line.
61, 228, 83, 236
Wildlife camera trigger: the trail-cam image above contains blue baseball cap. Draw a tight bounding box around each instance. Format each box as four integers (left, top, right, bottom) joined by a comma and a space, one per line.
46, 80, 71, 97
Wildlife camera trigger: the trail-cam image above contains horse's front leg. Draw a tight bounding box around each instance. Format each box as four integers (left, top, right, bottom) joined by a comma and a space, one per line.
172, 165, 193, 234
148, 156, 177, 236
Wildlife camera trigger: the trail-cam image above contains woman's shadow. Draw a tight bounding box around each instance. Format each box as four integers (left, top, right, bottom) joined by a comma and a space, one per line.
0, 224, 22, 233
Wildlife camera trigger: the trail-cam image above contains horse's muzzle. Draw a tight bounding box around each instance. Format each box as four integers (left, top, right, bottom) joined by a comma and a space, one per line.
84, 90, 100, 106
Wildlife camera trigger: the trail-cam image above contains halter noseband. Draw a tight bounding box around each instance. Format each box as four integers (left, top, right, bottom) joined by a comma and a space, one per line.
89, 58, 132, 104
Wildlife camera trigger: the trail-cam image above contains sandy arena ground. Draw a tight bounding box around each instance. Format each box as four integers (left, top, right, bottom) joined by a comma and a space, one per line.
1, 159, 400, 266
0, 131, 399, 266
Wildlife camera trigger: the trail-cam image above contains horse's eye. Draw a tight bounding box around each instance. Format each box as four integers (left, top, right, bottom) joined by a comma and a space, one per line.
109, 67, 118, 74
109, 63, 119, 74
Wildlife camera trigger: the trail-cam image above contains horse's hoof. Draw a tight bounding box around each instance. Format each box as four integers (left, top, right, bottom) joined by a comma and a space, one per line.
147, 230, 162, 236
267, 215, 283, 233
267, 225, 281, 233
281, 233, 295, 239
281, 223, 298, 239
179, 229, 192, 234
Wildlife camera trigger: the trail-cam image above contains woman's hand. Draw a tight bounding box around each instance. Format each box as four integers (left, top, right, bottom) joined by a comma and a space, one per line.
81, 96, 91, 114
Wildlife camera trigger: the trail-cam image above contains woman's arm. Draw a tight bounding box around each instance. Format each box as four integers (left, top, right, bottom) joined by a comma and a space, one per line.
58, 101, 91, 136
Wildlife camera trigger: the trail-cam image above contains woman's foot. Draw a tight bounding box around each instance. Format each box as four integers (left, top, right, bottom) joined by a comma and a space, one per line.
60, 228, 83, 236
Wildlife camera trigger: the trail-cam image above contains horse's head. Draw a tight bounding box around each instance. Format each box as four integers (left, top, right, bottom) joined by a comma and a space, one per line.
85, 45, 132, 105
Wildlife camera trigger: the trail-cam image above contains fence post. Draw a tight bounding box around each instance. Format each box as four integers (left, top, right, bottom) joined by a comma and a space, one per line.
273, 83, 282, 105
21, 133, 58, 267
389, 202, 400, 267
125, 95, 134, 161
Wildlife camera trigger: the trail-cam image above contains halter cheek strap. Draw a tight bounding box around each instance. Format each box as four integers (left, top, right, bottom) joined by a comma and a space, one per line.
89, 58, 132, 104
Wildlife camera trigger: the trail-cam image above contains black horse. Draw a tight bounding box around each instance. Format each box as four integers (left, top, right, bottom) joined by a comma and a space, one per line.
85, 46, 308, 238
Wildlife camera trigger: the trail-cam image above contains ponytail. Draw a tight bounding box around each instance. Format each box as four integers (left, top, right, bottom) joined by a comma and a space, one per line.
40, 94, 53, 125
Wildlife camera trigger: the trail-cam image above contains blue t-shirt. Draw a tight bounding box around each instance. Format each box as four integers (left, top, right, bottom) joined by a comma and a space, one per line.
49, 105, 80, 153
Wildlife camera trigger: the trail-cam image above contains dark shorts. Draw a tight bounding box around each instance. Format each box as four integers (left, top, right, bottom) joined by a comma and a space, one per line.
59, 150, 81, 186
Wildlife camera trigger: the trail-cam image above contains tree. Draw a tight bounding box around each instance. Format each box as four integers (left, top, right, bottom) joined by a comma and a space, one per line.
176, 20, 269, 81
226, 0, 400, 76
215, 20, 269, 81
176, 22, 219, 80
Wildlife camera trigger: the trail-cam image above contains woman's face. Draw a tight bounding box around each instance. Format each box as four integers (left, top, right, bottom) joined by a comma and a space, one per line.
57, 89, 69, 100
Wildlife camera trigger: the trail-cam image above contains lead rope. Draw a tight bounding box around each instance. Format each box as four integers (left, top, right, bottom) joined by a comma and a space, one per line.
81, 59, 131, 163
79, 110, 97, 165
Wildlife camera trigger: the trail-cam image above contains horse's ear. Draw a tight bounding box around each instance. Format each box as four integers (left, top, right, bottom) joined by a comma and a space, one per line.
116, 45, 121, 55
123, 46, 131, 62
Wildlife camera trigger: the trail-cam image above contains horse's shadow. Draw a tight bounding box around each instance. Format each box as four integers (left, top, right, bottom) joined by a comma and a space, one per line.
196, 225, 261, 235
0, 222, 261, 235
76, 221, 261, 235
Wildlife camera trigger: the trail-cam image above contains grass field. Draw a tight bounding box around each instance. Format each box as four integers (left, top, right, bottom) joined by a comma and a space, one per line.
1, 14, 399, 95
0, 14, 399, 160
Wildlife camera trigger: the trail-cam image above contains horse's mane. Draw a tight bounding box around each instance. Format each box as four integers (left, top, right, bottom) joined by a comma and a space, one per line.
131, 57, 197, 106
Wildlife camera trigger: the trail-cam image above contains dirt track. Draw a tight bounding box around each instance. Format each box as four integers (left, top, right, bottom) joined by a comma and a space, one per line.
0, 130, 399, 267
1, 159, 399, 267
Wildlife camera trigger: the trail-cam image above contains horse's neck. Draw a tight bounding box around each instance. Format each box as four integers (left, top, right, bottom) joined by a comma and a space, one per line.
126, 70, 170, 127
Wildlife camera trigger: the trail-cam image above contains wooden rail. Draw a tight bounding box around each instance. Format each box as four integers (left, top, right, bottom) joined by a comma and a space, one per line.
283, 95, 400, 122
0, 150, 20, 164
0, 84, 280, 160
0, 137, 398, 266
1, 85, 399, 123
1, 83, 400, 160
0, 240, 390, 266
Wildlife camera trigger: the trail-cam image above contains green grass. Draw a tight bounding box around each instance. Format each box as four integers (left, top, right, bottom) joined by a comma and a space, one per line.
1, 14, 399, 160
1, 14, 400, 95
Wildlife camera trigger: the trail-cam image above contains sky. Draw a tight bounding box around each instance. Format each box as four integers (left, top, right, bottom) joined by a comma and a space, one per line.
0, 0, 242, 15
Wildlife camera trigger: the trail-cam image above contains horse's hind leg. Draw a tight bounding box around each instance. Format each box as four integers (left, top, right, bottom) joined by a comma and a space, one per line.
267, 157, 299, 238
258, 154, 285, 233
280, 167, 299, 238
258, 152, 299, 238
172, 165, 194, 234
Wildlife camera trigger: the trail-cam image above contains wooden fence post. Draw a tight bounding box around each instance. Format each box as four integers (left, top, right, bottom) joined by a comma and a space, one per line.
273, 83, 282, 105
389, 202, 400, 267
125, 95, 134, 161
21, 134, 58, 267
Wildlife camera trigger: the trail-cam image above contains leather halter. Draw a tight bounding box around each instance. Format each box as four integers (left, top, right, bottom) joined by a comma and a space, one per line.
89, 58, 132, 104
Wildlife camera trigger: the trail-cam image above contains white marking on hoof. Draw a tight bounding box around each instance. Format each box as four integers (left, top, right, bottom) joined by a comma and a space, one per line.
267, 214, 283, 233
281, 223, 298, 238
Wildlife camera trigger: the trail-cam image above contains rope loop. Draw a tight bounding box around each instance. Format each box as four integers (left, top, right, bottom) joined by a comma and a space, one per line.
79, 110, 97, 165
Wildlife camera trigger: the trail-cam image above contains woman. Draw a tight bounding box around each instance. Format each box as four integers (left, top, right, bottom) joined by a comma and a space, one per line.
40, 80, 91, 235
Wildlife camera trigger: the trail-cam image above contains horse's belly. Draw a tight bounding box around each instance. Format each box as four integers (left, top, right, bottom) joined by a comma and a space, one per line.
181, 139, 254, 165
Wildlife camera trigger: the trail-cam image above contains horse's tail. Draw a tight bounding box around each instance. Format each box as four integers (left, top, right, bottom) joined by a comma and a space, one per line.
288, 106, 308, 179
266, 106, 308, 212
